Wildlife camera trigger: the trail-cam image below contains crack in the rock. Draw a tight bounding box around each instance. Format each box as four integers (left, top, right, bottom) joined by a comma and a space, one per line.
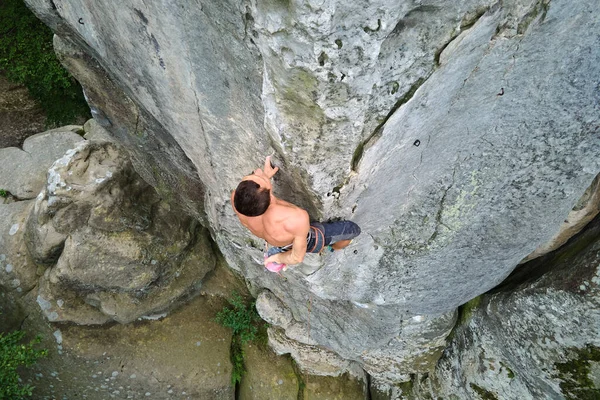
428, 167, 457, 244
133, 112, 140, 137
434, 8, 488, 67
2, 191, 30, 202
23, 284, 38, 299
18, 314, 30, 330
350, 75, 430, 172
187, 63, 215, 172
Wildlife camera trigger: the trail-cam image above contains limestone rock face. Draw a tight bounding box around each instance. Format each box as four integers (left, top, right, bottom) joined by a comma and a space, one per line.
0, 128, 88, 301
0, 201, 38, 296
239, 342, 299, 400
27, 140, 216, 324
522, 174, 600, 263
0, 127, 84, 199
25, 0, 600, 382
410, 215, 600, 399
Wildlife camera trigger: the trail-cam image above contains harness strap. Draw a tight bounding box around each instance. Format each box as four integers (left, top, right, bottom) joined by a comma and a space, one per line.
308, 226, 325, 253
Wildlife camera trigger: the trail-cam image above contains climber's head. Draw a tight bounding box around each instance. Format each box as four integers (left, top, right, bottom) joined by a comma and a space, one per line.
234, 172, 272, 216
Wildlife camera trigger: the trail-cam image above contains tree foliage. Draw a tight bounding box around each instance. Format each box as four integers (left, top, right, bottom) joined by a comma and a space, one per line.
0, 0, 90, 125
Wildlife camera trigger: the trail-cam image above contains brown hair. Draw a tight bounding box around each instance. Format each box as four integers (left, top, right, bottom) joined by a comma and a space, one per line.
234, 180, 271, 216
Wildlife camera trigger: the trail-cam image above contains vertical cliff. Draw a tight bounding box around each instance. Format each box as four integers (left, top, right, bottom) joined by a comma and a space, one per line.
23, 0, 600, 390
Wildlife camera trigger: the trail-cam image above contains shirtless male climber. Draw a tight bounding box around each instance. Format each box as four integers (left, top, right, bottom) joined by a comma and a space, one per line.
231, 156, 361, 272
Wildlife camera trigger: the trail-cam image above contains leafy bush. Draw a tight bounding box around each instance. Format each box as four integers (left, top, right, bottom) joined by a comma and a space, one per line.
0, 330, 47, 399
215, 292, 262, 385
0, 0, 90, 126
215, 292, 260, 345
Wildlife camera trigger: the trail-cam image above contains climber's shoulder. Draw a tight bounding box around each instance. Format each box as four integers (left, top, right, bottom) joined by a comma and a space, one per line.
268, 201, 309, 235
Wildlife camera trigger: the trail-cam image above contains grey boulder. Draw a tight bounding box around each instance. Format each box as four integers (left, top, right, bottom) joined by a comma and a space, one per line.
27, 140, 216, 324
0, 127, 84, 199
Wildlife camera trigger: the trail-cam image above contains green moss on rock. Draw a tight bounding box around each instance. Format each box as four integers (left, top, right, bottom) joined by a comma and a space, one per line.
554, 345, 600, 400
469, 383, 498, 400
499, 361, 515, 379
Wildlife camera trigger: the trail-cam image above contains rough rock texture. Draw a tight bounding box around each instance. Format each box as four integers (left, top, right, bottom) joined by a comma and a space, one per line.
0, 201, 38, 296
0, 126, 84, 199
303, 373, 368, 400
407, 215, 600, 399
18, 289, 236, 400
25, 0, 600, 382
26, 139, 216, 324
239, 342, 299, 400
522, 174, 600, 262
0, 126, 91, 304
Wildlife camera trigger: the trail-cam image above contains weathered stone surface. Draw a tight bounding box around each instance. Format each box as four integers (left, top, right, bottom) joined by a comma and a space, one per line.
239, 342, 299, 400
522, 174, 600, 262
410, 215, 600, 399
83, 117, 114, 142
0, 127, 84, 199
0, 201, 38, 295
27, 140, 216, 324
303, 373, 368, 400
359, 312, 456, 383
25, 0, 600, 383
268, 325, 369, 381
19, 292, 235, 400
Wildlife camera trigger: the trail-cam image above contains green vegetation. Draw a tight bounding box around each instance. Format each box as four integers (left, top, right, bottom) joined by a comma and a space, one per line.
554, 345, 600, 400
0, 330, 47, 399
499, 361, 515, 379
0, 0, 90, 126
215, 292, 263, 385
0, 189, 8, 198
446, 295, 482, 342
469, 383, 498, 400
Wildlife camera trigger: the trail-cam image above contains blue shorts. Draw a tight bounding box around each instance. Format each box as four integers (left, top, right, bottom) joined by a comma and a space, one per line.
267, 220, 361, 257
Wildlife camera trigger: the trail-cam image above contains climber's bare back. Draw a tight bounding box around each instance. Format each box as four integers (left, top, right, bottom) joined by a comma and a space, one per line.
232, 196, 309, 247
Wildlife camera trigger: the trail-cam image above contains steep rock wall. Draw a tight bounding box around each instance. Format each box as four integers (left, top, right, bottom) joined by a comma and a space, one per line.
405, 215, 600, 399
25, 0, 600, 383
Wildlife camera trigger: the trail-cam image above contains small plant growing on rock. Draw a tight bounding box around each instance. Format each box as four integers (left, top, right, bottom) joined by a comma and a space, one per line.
0, 329, 47, 398
215, 292, 262, 385
215, 292, 260, 344
0, 189, 7, 198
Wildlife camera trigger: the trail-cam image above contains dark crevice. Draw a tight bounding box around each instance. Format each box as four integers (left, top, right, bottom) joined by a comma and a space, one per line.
428, 167, 457, 244
290, 358, 306, 400
490, 212, 600, 294
434, 33, 459, 66
0, 190, 28, 202
434, 8, 488, 66
18, 314, 30, 331
366, 372, 373, 400
133, 112, 140, 137
48, 0, 57, 11
231, 337, 242, 400
351, 75, 429, 172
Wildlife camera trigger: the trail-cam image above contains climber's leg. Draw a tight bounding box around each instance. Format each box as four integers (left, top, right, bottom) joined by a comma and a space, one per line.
319, 220, 361, 250
331, 239, 352, 250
